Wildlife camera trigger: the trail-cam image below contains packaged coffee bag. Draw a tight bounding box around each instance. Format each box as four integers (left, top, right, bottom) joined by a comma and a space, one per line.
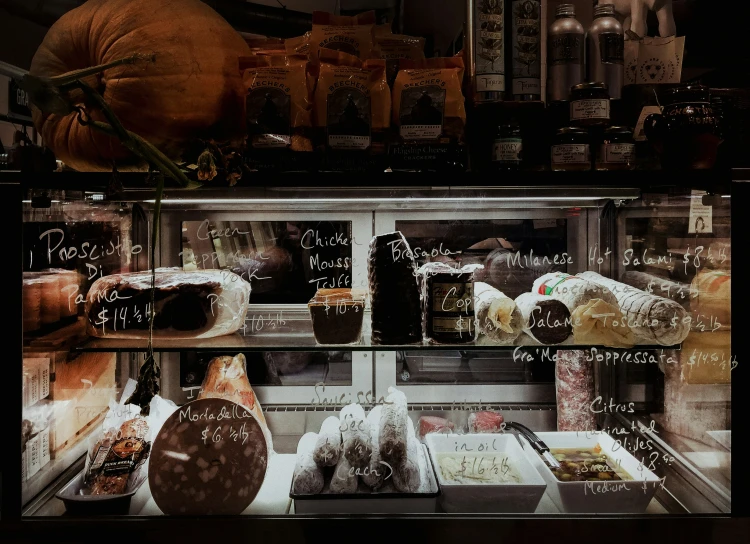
310, 10, 377, 61
313, 50, 390, 152
392, 57, 466, 143
239, 55, 313, 152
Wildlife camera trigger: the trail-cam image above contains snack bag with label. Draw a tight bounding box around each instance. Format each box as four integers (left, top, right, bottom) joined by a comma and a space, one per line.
392, 57, 466, 144
84, 380, 177, 495
310, 10, 377, 62
313, 50, 390, 153
240, 54, 314, 152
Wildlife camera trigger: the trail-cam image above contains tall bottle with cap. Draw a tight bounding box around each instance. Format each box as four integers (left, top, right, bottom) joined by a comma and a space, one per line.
547, 4, 585, 102
587, 3, 624, 99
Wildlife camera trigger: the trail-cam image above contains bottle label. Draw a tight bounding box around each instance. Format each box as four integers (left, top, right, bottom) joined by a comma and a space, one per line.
493, 138, 523, 162
432, 316, 475, 335
570, 99, 610, 120
511, 0, 541, 95
432, 282, 474, 313
551, 144, 590, 164
599, 33, 624, 64
549, 32, 583, 65
602, 143, 635, 163
474, 0, 506, 92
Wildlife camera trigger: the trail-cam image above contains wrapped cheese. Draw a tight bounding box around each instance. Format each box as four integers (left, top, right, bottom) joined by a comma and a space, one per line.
571, 298, 635, 348
515, 292, 572, 345
313, 416, 342, 467
474, 282, 523, 344
292, 432, 325, 495
690, 270, 730, 328
579, 271, 691, 345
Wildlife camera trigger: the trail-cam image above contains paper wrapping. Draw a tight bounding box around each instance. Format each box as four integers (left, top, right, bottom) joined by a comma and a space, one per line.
579, 271, 690, 345
474, 281, 523, 344
571, 299, 636, 348
625, 36, 685, 85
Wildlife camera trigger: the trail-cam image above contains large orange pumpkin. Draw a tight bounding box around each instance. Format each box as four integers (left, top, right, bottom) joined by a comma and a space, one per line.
30, 0, 250, 172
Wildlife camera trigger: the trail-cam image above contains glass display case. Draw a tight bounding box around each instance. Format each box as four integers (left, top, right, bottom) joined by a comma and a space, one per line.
3, 174, 739, 528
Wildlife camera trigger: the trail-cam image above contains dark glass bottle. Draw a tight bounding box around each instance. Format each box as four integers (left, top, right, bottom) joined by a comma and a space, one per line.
492, 123, 523, 170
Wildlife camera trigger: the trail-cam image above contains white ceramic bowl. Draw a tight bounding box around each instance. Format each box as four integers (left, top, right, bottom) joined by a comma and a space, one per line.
519, 431, 661, 513
426, 433, 547, 513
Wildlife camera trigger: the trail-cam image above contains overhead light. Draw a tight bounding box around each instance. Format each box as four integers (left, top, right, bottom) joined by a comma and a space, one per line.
145, 196, 617, 204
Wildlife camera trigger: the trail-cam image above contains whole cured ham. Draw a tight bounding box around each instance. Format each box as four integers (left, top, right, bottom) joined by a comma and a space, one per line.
198, 353, 272, 451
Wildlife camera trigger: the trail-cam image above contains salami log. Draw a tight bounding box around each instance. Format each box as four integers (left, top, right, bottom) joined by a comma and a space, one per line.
392, 418, 420, 493
368, 232, 422, 345
340, 403, 372, 469
329, 455, 358, 494
379, 387, 409, 466
292, 432, 325, 495
474, 282, 523, 344
579, 271, 691, 345
313, 416, 342, 468
570, 298, 635, 348
555, 350, 596, 432
690, 270, 731, 328
361, 405, 386, 489
620, 271, 691, 310
485, 249, 564, 299
533, 272, 618, 310
515, 292, 572, 345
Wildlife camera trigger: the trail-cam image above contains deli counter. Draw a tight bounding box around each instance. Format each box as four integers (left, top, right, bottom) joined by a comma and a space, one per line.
4, 176, 738, 527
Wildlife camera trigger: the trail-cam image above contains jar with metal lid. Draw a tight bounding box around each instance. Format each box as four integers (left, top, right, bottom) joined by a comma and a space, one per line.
492, 123, 523, 170
551, 127, 590, 171
570, 82, 610, 126
597, 126, 635, 170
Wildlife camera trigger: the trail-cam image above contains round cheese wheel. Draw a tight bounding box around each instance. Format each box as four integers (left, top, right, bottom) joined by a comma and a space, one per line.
148, 398, 268, 515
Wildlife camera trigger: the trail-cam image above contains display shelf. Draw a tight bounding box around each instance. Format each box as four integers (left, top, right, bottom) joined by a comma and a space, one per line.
2, 169, 734, 193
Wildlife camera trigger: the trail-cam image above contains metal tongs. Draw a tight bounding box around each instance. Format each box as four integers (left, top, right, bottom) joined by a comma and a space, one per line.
504, 422, 561, 470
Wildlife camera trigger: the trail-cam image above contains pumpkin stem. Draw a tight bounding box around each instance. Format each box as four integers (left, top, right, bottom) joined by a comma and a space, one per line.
48, 53, 156, 87
75, 80, 190, 188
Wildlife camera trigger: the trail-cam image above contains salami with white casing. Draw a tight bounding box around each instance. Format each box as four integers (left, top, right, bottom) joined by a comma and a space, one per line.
515, 292, 572, 345
578, 271, 691, 345
313, 416, 342, 468
329, 454, 358, 494
340, 403, 372, 469
292, 432, 324, 495
361, 405, 386, 489
474, 282, 524, 344
392, 417, 421, 493
532, 272, 618, 310
379, 387, 409, 467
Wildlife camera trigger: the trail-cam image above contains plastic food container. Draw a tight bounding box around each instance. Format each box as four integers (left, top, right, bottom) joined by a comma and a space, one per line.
56, 471, 150, 516
308, 288, 366, 345
519, 431, 661, 513
426, 433, 547, 513
291, 444, 440, 514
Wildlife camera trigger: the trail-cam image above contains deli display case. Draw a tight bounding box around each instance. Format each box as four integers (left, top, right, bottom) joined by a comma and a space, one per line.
0, 0, 747, 541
